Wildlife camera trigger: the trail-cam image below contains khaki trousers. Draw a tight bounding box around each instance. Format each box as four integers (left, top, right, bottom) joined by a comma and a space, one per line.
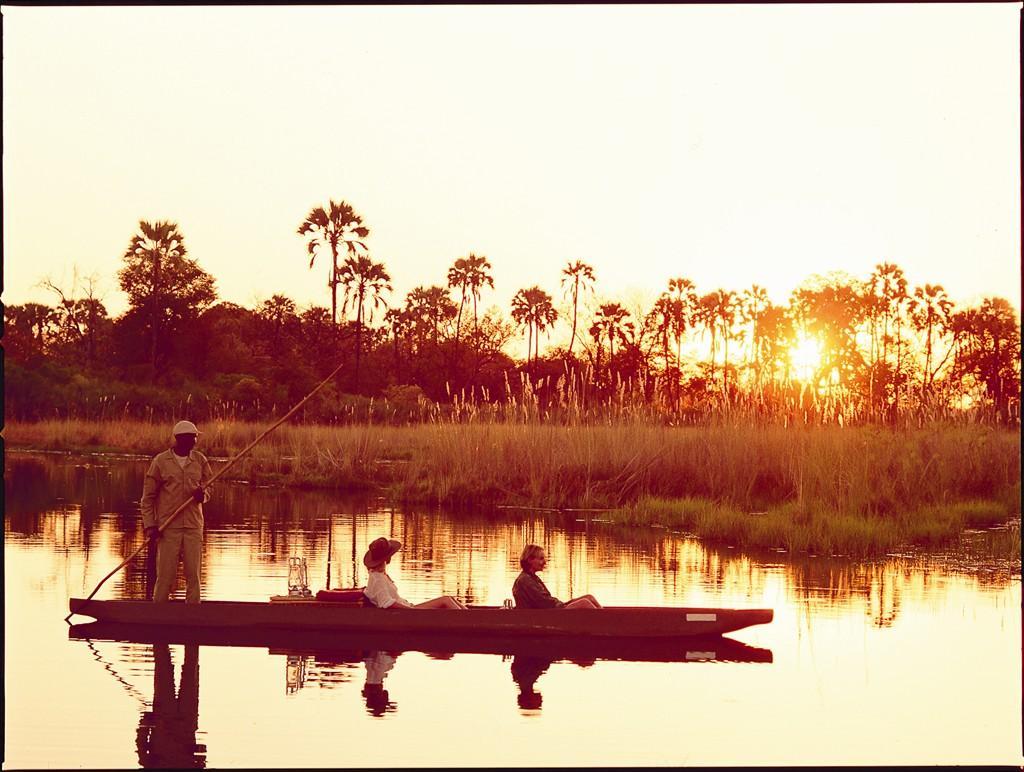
153, 528, 203, 603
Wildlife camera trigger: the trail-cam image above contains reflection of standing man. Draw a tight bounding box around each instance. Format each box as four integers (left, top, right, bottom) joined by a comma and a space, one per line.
137, 643, 206, 769
141, 421, 213, 603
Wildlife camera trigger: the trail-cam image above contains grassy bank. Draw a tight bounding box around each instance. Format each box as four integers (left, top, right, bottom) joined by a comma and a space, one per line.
605, 496, 1018, 557
6, 418, 1020, 557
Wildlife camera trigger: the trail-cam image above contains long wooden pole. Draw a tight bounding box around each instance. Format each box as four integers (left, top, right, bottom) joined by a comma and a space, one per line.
66, 361, 347, 622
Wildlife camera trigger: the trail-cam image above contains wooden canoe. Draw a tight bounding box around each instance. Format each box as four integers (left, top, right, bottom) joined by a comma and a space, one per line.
68, 598, 772, 638
68, 621, 773, 663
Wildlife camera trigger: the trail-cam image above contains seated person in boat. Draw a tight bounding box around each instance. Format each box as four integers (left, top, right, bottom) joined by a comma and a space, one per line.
363, 537, 466, 610
512, 544, 602, 609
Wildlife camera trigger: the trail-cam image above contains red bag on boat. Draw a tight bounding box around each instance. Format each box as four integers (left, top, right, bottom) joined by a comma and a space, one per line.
316, 588, 368, 604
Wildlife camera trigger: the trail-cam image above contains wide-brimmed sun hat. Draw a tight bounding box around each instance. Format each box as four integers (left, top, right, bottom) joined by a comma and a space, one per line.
363, 537, 401, 569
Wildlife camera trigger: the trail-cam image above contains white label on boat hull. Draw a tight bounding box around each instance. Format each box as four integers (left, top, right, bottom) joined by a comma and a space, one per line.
686, 613, 717, 622
685, 651, 717, 660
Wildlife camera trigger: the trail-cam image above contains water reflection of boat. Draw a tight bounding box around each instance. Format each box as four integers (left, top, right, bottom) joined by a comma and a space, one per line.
68, 598, 773, 638
68, 622, 772, 663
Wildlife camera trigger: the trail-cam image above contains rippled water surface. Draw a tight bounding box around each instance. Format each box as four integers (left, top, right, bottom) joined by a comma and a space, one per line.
5, 451, 1021, 767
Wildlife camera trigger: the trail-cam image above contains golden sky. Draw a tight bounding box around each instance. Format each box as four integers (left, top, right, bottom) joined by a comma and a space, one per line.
3, 5, 1020, 328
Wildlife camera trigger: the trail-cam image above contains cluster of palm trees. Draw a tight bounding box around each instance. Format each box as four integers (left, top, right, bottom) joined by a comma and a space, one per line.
295, 198, 1019, 421
6, 203, 1018, 425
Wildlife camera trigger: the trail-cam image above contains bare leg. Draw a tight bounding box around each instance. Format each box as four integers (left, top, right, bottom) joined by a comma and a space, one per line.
564, 595, 601, 609
414, 596, 467, 609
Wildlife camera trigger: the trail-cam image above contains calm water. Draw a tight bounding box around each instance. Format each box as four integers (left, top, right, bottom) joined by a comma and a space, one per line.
4, 450, 1021, 768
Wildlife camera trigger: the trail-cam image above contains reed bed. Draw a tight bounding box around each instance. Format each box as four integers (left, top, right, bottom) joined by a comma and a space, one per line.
6, 417, 1019, 556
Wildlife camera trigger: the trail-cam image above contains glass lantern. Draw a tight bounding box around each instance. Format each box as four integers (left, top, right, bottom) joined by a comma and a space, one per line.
287, 557, 311, 596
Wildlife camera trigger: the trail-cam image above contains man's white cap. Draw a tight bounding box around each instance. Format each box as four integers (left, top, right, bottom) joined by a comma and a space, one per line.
172, 420, 200, 436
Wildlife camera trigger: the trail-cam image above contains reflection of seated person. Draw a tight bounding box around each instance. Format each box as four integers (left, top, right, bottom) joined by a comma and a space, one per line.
137, 643, 206, 769
513, 545, 601, 609
361, 650, 398, 717
510, 656, 553, 711
363, 537, 467, 609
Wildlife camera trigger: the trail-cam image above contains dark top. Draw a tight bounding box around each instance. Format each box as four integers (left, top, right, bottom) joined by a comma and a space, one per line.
512, 570, 565, 609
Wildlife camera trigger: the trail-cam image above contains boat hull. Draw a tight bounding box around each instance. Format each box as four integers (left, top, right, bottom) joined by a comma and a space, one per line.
68, 598, 772, 638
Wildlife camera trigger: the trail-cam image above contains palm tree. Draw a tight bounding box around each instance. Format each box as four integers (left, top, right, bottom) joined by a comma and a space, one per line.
869, 262, 908, 416
588, 302, 632, 378
869, 262, 907, 368
560, 261, 596, 357
384, 307, 412, 378
697, 293, 719, 384
757, 304, 794, 385
465, 254, 494, 330
447, 253, 494, 343
951, 298, 1020, 419
740, 284, 770, 388
122, 220, 188, 376
511, 286, 558, 371
666, 278, 697, 374
297, 200, 369, 325
447, 257, 471, 344
712, 290, 738, 395
647, 295, 675, 382
337, 255, 392, 392
908, 283, 953, 399
405, 285, 457, 348
258, 294, 299, 355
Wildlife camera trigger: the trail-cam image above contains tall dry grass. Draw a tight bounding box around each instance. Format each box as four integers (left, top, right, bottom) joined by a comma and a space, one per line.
6, 417, 1019, 555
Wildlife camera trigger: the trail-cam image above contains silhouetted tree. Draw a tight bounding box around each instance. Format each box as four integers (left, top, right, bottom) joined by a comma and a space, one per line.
667, 278, 698, 387
118, 220, 216, 378
791, 275, 866, 404
560, 261, 595, 358
511, 287, 558, 371
297, 200, 369, 326
5, 303, 57, 363
710, 290, 738, 396
337, 255, 391, 393
405, 285, 457, 350
952, 298, 1021, 420
447, 253, 494, 342
588, 302, 632, 382
908, 283, 953, 400
740, 285, 770, 386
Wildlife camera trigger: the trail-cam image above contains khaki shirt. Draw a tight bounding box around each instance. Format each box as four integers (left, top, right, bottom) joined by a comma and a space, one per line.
141, 449, 214, 530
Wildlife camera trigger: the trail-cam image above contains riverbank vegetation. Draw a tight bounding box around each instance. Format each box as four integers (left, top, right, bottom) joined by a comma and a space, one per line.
6, 418, 1019, 557
5, 213, 1021, 428
5, 207, 1021, 557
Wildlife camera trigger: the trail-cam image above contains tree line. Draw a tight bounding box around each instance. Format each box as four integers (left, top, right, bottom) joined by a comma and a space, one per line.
5, 199, 1020, 425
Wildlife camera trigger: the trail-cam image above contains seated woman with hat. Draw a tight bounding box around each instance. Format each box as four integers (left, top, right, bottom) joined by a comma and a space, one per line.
363, 537, 467, 610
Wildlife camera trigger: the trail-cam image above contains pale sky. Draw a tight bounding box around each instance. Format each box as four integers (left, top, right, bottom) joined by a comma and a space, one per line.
3, 4, 1021, 346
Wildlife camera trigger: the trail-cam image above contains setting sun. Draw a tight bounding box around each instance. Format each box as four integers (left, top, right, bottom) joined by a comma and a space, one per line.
789, 334, 823, 381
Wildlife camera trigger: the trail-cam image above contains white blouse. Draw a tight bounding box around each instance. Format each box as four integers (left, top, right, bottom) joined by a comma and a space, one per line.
365, 571, 414, 609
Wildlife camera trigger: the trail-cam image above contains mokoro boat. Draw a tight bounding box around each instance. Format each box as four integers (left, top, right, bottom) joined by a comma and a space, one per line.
68, 598, 773, 639
68, 621, 773, 663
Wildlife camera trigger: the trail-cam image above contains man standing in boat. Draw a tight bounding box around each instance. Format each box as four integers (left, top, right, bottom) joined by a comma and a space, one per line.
141, 421, 213, 604
513, 545, 601, 609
